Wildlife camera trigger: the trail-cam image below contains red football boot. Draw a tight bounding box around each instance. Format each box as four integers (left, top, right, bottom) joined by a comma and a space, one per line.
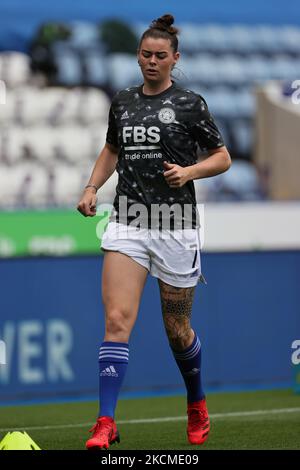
187, 398, 210, 445
86, 416, 120, 450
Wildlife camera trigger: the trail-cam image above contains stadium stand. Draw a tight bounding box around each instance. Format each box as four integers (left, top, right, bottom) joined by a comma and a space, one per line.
1, 19, 300, 207
0, 52, 114, 208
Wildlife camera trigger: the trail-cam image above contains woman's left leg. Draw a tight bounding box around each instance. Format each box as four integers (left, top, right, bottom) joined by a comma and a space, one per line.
158, 279, 205, 402
158, 278, 209, 445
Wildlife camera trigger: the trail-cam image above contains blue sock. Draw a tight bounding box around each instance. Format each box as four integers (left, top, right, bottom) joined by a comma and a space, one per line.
98, 341, 129, 418
171, 332, 205, 403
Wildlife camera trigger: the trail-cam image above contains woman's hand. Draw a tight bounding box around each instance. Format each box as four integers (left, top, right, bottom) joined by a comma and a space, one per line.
77, 188, 98, 217
163, 161, 191, 188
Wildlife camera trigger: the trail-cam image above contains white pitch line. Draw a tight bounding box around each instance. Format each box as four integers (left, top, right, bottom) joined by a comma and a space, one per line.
0, 407, 300, 433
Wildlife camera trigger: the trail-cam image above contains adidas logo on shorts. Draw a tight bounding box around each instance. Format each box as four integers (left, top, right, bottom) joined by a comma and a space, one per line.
100, 365, 119, 377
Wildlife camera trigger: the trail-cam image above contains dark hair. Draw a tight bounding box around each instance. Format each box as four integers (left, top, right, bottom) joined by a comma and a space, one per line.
138, 14, 179, 53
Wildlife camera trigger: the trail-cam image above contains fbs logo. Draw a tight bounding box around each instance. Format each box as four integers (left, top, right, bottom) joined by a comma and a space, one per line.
100, 365, 118, 377
123, 126, 160, 144
0, 340, 6, 365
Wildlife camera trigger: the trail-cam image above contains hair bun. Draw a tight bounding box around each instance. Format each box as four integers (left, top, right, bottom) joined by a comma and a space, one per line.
150, 13, 179, 35
158, 14, 174, 27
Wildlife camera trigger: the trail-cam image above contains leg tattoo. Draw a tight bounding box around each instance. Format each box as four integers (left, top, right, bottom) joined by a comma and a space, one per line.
158, 279, 196, 350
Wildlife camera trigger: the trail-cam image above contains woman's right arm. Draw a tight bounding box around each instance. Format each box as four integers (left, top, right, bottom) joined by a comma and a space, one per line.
77, 142, 118, 217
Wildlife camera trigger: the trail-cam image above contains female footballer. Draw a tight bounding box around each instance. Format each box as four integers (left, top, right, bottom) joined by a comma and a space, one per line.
77, 14, 231, 450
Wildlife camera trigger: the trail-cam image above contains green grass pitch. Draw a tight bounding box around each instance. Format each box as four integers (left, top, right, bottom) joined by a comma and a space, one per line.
0, 389, 299, 450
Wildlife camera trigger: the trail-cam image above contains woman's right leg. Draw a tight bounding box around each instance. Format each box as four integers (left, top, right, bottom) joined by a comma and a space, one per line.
102, 250, 148, 343
99, 251, 148, 417
86, 251, 148, 450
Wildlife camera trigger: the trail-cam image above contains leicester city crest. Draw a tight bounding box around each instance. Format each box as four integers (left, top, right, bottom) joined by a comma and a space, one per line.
158, 107, 176, 124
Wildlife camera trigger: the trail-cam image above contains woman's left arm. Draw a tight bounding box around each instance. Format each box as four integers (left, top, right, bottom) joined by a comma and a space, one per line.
163, 146, 231, 188
187, 145, 231, 180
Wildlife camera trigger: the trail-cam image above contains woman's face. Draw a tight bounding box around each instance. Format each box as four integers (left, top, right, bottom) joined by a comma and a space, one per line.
138, 37, 180, 84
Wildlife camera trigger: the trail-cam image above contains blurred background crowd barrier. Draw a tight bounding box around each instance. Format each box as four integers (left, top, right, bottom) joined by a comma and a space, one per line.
0, 0, 299, 403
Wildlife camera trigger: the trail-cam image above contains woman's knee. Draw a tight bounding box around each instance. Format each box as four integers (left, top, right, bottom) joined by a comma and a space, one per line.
104, 308, 133, 341
164, 316, 194, 350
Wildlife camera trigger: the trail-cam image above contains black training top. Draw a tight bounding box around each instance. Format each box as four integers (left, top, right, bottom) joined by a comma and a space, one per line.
106, 81, 224, 229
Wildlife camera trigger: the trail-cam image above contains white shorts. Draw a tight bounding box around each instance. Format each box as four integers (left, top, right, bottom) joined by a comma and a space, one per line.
101, 222, 205, 288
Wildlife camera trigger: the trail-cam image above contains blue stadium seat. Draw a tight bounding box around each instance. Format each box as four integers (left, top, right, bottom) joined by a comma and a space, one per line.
220, 55, 247, 85
204, 87, 239, 118
252, 26, 282, 54
270, 56, 298, 81
108, 54, 141, 90
231, 120, 253, 156
84, 48, 108, 86
236, 88, 256, 118
179, 24, 204, 53
218, 159, 263, 200
52, 43, 82, 85
245, 56, 272, 82
227, 26, 258, 54
68, 21, 100, 49
278, 26, 300, 54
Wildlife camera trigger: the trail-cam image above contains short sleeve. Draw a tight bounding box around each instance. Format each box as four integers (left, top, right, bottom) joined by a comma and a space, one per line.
106, 104, 118, 148
189, 96, 224, 151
